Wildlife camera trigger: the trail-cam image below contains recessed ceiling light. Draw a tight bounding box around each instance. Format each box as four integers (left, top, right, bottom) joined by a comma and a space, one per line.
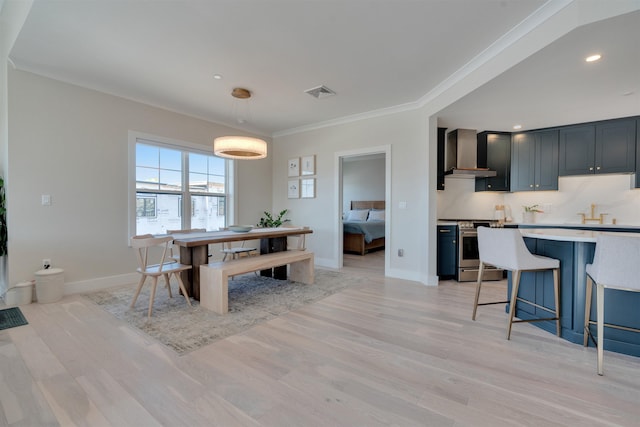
213, 74, 223, 80
513, 124, 522, 130
585, 54, 602, 62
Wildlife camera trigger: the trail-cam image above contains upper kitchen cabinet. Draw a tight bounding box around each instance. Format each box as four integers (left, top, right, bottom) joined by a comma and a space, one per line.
559, 118, 636, 176
557, 124, 594, 176
596, 119, 636, 173
436, 127, 447, 190
475, 131, 511, 192
511, 130, 559, 192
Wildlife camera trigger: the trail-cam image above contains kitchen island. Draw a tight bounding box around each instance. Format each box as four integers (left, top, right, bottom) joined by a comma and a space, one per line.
512, 227, 640, 358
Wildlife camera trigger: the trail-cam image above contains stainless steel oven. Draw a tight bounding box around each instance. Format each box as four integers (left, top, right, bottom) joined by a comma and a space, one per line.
456, 221, 504, 282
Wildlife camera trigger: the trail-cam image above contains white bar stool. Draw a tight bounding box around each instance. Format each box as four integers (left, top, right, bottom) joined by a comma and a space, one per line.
583, 233, 640, 375
472, 226, 561, 340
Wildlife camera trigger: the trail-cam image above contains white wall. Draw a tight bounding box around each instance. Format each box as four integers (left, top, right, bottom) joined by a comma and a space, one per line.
0, 0, 33, 295
437, 176, 504, 220
437, 173, 640, 226
273, 109, 429, 282
6, 69, 272, 291
342, 157, 385, 213
5, 1, 633, 291
270, 3, 638, 285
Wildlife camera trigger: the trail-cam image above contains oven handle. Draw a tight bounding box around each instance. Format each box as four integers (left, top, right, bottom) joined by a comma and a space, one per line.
459, 230, 478, 237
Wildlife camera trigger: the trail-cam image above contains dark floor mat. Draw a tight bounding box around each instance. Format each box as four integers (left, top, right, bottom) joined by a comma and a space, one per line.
0, 307, 28, 331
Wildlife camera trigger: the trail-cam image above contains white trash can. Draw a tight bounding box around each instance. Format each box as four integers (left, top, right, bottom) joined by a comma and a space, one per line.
4, 281, 33, 306
34, 268, 64, 303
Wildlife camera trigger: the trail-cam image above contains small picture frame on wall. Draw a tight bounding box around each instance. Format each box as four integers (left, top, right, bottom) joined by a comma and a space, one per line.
301, 178, 315, 198
288, 158, 300, 177
301, 155, 316, 176
288, 179, 300, 198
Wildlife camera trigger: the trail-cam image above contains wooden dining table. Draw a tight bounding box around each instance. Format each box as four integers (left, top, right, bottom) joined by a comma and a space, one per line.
172, 227, 313, 300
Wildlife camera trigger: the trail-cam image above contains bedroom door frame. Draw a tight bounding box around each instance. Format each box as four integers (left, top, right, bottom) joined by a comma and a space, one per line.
334, 144, 391, 271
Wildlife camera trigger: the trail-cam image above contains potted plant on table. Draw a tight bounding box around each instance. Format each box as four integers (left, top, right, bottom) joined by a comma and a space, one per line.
256, 210, 291, 277
257, 209, 290, 228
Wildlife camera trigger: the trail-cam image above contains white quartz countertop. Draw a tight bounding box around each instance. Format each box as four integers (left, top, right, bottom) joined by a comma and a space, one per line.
519, 222, 640, 230
519, 228, 640, 243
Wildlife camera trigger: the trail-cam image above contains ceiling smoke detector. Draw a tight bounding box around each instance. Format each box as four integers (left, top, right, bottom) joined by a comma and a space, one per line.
305, 85, 336, 99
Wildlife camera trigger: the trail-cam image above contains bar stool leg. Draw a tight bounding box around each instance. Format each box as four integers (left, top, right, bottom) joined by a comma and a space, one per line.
584, 276, 593, 347
507, 270, 521, 340
597, 283, 605, 376
553, 268, 561, 337
472, 262, 485, 321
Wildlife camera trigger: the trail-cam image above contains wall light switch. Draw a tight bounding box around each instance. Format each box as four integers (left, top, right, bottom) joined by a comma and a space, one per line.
399, 201, 407, 209
41, 194, 51, 206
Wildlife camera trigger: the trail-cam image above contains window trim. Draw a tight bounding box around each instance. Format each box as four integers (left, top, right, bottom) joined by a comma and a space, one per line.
127, 131, 237, 241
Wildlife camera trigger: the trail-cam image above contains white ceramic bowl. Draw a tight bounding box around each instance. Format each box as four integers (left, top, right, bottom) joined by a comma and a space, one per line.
228, 225, 253, 232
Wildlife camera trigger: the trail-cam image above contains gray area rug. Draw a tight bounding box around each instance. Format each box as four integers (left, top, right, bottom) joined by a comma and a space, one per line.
84, 269, 365, 355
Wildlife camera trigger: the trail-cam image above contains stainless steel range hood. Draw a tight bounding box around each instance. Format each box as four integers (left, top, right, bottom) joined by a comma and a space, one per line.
445, 129, 497, 178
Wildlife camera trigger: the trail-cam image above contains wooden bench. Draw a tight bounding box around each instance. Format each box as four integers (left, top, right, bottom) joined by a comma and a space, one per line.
199, 250, 314, 314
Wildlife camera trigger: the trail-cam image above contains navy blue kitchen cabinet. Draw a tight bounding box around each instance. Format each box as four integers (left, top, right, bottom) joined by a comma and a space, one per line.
510, 130, 559, 192
437, 225, 456, 279
558, 124, 595, 176
596, 119, 636, 173
508, 238, 576, 335
436, 127, 447, 191
559, 118, 636, 176
509, 228, 640, 358
475, 131, 511, 192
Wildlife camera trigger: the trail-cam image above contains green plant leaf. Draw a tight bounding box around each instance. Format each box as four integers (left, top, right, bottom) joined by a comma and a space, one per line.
257, 209, 289, 227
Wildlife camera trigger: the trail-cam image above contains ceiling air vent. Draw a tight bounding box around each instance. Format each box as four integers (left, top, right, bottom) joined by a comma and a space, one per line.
304, 85, 336, 99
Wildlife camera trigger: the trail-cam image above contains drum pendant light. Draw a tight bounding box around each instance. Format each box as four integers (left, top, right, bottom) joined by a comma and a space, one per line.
213, 88, 267, 159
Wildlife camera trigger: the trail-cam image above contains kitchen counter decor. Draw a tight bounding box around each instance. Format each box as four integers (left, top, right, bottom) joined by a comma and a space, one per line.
522, 204, 543, 223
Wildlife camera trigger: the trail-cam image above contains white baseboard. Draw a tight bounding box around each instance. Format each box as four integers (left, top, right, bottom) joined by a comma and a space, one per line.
423, 274, 439, 286
313, 257, 337, 269
385, 267, 423, 283
64, 273, 138, 295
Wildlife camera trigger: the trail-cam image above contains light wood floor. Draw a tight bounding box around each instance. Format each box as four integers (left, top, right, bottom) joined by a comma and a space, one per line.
2, 266, 640, 426
343, 249, 385, 276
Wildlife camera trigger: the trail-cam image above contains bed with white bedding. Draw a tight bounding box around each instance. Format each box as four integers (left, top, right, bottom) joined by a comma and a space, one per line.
343, 201, 385, 255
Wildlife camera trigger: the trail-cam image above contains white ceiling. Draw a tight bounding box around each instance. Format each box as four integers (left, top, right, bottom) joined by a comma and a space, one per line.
7, 1, 639, 136
438, 8, 640, 133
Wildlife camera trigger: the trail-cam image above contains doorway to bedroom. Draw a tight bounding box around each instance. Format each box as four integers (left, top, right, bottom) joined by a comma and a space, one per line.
336, 146, 390, 275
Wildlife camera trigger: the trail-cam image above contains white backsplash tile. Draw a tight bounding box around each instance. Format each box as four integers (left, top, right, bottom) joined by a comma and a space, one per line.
437, 174, 640, 225
437, 176, 503, 220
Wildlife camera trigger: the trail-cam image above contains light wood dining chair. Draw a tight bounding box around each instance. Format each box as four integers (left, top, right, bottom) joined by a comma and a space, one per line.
220, 241, 257, 261
218, 228, 257, 261
473, 226, 561, 340
283, 224, 308, 251
583, 233, 640, 375
130, 234, 192, 318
